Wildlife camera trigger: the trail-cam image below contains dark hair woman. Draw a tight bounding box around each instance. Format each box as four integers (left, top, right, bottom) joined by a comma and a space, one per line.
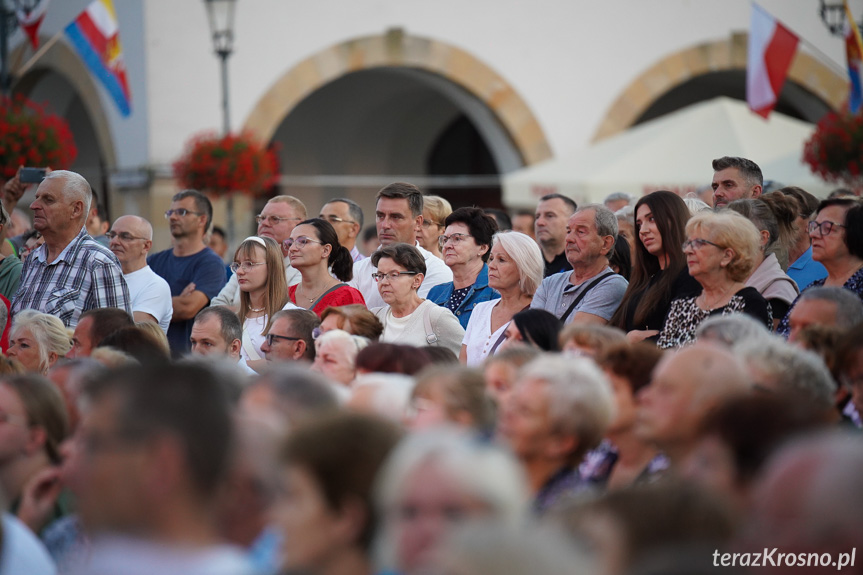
286, 218, 365, 316
777, 199, 863, 337
498, 308, 562, 352
610, 191, 700, 341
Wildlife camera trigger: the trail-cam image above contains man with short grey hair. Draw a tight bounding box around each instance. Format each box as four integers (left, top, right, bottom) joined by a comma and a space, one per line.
11, 170, 131, 327
603, 192, 631, 212
531, 203, 628, 325
711, 156, 763, 208
320, 198, 364, 261
787, 286, 863, 343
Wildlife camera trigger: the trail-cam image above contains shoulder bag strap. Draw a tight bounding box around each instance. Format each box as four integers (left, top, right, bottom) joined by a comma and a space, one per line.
560, 272, 616, 323
241, 329, 262, 361
488, 304, 531, 355
422, 303, 438, 345
310, 283, 347, 309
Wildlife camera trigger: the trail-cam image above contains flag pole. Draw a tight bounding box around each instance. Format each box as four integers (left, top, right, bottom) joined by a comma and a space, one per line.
14, 30, 63, 79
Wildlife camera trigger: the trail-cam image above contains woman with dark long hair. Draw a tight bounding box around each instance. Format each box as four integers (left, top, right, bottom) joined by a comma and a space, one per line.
610, 191, 700, 341
286, 218, 365, 316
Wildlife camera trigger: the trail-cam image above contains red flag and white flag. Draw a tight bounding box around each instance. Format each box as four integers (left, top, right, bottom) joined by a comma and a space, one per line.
16, 0, 51, 50
747, 4, 799, 118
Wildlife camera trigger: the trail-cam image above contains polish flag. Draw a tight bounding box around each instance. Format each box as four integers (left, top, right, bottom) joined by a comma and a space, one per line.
747, 5, 799, 119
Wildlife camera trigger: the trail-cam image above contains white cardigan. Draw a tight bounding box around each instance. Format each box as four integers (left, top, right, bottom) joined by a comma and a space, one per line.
372, 299, 466, 357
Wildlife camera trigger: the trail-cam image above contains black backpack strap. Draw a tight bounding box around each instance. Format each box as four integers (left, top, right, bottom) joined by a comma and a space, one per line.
560, 272, 616, 323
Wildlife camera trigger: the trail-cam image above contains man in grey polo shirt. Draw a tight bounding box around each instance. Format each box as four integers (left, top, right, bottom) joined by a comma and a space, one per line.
531, 203, 628, 325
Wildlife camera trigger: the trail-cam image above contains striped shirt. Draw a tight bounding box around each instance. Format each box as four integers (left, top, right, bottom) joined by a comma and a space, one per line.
11, 227, 131, 327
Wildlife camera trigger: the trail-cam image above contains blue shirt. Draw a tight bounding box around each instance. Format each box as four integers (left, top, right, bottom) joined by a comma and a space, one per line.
427, 264, 500, 328
148, 247, 227, 355
787, 246, 828, 291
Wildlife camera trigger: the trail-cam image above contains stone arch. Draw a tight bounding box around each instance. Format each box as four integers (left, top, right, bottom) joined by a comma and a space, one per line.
592, 32, 847, 142
243, 29, 552, 167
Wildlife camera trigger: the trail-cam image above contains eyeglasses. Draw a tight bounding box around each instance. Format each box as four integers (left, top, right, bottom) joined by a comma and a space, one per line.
256, 215, 302, 226
106, 231, 148, 242
321, 215, 355, 225
165, 208, 204, 218
230, 261, 266, 273
283, 236, 323, 250
438, 233, 470, 249
265, 333, 301, 346
372, 271, 419, 282
682, 238, 722, 251
808, 220, 845, 237
422, 220, 442, 228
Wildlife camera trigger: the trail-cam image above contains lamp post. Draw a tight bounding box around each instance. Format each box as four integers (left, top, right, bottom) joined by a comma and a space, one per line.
819, 0, 863, 36
204, 0, 237, 241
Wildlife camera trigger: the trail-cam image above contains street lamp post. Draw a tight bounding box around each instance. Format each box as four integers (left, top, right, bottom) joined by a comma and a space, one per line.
204, 0, 237, 241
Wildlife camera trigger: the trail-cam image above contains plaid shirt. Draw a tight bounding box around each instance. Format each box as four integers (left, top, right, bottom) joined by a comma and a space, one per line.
11, 227, 131, 327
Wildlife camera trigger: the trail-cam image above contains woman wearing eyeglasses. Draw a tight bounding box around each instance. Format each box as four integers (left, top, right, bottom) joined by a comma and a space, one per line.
417, 195, 452, 259
370, 243, 465, 355
286, 218, 365, 316
234, 236, 291, 369
656, 211, 771, 349
776, 198, 863, 337
428, 207, 500, 329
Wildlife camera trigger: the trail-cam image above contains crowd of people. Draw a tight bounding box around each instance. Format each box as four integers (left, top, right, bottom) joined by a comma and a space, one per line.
0, 157, 860, 574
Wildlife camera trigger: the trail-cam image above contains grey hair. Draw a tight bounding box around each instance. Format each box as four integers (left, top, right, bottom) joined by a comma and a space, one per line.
734, 335, 835, 411
315, 329, 370, 363
328, 198, 364, 229
712, 156, 764, 188
351, 373, 415, 422
604, 192, 632, 205
576, 203, 618, 238
519, 354, 615, 462
373, 427, 530, 573
11, 310, 73, 373
194, 306, 242, 345
695, 314, 770, 348
492, 231, 544, 296
44, 170, 92, 217
683, 196, 712, 215
798, 287, 863, 328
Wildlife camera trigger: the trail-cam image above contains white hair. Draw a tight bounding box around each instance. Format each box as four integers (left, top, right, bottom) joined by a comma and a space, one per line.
315, 329, 370, 362
10, 310, 73, 373
696, 314, 770, 348
492, 231, 544, 296
683, 196, 712, 215
351, 373, 415, 421
519, 354, 616, 460
43, 170, 92, 217
733, 335, 835, 411
374, 427, 530, 572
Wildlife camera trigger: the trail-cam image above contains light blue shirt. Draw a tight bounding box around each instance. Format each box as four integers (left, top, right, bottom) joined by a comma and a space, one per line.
787, 246, 827, 291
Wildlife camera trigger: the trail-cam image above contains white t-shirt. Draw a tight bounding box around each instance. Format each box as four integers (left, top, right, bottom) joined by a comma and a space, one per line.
0, 513, 56, 575
124, 265, 173, 333
462, 299, 510, 366
240, 315, 268, 361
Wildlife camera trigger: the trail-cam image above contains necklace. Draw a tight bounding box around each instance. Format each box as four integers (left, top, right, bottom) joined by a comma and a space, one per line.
699, 284, 734, 311
298, 284, 328, 304
247, 305, 266, 313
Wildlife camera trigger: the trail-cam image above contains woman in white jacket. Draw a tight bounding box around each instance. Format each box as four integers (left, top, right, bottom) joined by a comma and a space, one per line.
370, 243, 465, 356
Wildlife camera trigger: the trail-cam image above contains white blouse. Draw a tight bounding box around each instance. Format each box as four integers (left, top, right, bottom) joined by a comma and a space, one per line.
462, 300, 510, 366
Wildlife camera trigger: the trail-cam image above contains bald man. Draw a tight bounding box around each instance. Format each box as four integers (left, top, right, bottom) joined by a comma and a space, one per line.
108, 215, 173, 333
635, 344, 750, 469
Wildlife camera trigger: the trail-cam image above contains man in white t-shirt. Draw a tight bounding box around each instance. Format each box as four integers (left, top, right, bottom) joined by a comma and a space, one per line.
108, 215, 172, 333
349, 182, 453, 308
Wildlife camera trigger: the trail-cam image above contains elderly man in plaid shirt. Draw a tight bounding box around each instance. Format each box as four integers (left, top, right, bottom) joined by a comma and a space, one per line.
11, 170, 130, 327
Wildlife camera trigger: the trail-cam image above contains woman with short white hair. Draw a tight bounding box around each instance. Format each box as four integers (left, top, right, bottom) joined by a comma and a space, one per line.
460, 231, 543, 365
310, 328, 369, 387
7, 310, 72, 374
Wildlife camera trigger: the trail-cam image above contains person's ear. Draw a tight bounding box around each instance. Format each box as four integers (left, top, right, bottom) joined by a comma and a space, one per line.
412, 272, 424, 290
46, 351, 59, 370
600, 235, 615, 255
25, 426, 47, 456
545, 433, 578, 462
759, 229, 770, 249
332, 496, 368, 547
293, 339, 307, 361
478, 243, 490, 258
721, 248, 735, 268
415, 214, 423, 235
321, 243, 332, 260
71, 200, 85, 220
229, 338, 242, 357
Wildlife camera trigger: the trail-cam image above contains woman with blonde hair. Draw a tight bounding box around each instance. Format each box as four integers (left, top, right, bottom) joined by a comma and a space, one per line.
233, 236, 290, 366
460, 231, 543, 365
657, 211, 771, 348
7, 311, 72, 375
417, 195, 452, 259
318, 304, 384, 341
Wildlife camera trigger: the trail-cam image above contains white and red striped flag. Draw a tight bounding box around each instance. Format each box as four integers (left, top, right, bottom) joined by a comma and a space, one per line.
16, 0, 51, 50
747, 4, 799, 118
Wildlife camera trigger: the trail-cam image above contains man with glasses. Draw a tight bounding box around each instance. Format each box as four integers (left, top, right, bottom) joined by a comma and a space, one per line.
348, 182, 453, 308
10, 170, 131, 327
211, 195, 306, 308
108, 215, 172, 332
148, 190, 227, 355
320, 198, 365, 262
260, 308, 319, 363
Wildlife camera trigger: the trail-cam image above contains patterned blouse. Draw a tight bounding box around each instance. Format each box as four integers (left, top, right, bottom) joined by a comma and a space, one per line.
657, 287, 772, 349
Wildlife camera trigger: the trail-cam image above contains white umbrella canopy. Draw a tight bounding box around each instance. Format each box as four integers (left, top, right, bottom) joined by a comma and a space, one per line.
502, 97, 833, 209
